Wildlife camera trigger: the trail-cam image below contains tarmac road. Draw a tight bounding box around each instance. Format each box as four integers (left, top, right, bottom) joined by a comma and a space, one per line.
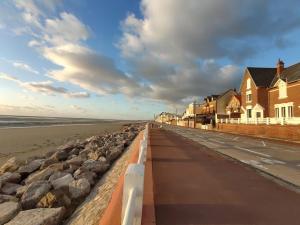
149, 127, 300, 225
162, 124, 300, 188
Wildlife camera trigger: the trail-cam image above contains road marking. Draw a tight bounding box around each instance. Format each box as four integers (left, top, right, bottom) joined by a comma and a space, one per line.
234, 146, 271, 158
241, 160, 269, 170
233, 137, 239, 141
210, 139, 225, 144
260, 158, 286, 165
262, 141, 266, 147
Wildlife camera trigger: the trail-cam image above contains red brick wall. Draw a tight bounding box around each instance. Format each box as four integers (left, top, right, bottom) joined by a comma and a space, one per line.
240, 70, 257, 110
217, 123, 300, 141
269, 81, 300, 117
257, 87, 269, 117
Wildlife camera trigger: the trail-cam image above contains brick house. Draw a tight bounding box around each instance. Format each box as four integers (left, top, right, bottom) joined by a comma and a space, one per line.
240, 66, 276, 120
226, 94, 241, 118
268, 60, 300, 121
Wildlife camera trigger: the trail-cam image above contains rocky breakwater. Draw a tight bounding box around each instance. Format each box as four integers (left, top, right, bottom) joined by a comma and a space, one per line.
0, 123, 144, 225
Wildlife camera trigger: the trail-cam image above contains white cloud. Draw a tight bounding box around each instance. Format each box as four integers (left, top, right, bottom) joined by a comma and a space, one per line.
70, 104, 87, 113
13, 61, 39, 74
0, 72, 90, 98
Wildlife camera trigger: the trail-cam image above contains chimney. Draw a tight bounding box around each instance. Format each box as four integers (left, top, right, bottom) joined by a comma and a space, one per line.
277, 58, 284, 76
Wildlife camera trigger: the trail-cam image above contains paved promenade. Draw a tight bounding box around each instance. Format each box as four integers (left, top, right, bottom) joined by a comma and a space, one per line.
148, 127, 300, 225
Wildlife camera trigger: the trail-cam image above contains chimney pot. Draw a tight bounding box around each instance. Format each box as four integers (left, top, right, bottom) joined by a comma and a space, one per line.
277, 58, 284, 76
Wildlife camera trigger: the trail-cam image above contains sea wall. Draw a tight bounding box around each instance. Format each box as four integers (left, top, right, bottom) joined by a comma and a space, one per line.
216, 123, 300, 141
0, 123, 144, 225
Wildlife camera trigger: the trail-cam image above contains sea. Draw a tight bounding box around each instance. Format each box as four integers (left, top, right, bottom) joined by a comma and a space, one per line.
0, 115, 117, 128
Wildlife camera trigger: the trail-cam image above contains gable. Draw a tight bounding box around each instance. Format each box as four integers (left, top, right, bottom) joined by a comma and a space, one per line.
239, 69, 256, 92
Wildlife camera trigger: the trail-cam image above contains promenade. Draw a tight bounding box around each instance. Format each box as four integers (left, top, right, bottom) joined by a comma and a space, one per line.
145, 126, 300, 225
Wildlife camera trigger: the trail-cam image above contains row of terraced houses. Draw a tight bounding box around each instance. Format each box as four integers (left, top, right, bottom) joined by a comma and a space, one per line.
156, 59, 300, 130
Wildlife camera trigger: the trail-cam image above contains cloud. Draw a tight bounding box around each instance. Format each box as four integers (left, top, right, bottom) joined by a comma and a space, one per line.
70, 104, 87, 113
0, 72, 90, 98
11, 3, 145, 98
117, 0, 300, 105
13, 62, 39, 74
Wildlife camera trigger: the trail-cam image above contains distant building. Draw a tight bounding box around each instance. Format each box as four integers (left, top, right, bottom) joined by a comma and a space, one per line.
226, 94, 241, 118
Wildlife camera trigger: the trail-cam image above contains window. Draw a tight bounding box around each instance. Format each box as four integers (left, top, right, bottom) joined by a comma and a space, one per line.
275, 108, 279, 118
256, 112, 261, 118
246, 94, 252, 102
288, 106, 293, 118
281, 107, 286, 118
247, 109, 252, 118
246, 78, 251, 89
278, 80, 287, 99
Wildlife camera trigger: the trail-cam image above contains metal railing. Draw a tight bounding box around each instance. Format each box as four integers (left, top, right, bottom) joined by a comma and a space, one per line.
121, 124, 149, 225
217, 117, 300, 125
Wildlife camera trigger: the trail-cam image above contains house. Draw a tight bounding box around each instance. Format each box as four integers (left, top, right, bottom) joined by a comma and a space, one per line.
268, 60, 300, 121
182, 102, 203, 128
240, 65, 276, 119
226, 94, 241, 118
216, 89, 237, 115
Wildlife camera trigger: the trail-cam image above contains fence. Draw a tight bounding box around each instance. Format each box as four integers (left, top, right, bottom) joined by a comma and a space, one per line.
121, 123, 149, 225
217, 117, 300, 125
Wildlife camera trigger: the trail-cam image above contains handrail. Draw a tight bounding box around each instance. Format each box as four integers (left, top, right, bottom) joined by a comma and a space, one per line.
121, 123, 149, 225
122, 188, 137, 225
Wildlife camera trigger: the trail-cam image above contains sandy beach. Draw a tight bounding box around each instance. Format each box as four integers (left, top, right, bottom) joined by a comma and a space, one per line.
0, 121, 129, 166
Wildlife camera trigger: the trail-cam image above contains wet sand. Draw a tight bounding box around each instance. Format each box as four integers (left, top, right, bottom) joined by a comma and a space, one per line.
0, 121, 129, 166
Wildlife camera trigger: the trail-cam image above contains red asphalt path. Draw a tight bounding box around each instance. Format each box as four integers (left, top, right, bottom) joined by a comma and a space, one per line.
149, 128, 300, 225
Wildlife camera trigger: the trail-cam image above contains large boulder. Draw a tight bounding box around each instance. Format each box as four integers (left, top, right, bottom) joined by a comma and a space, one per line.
0, 158, 22, 175
73, 170, 97, 186
5, 207, 65, 225
0, 195, 18, 204
21, 181, 51, 209
66, 156, 83, 167
51, 150, 68, 161
36, 190, 71, 208
0, 173, 21, 186
82, 160, 109, 174
1, 183, 22, 195
51, 174, 74, 190
0, 201, 20, 225
69, 178, 90, 199
48, 172, 69, 183
40, 158, 59, 170
24, 168, 55, 185
18, 159, 44, 176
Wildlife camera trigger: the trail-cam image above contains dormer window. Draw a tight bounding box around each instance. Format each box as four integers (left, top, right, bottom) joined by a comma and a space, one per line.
278, 79, 287, 99
246, 78, 251, 89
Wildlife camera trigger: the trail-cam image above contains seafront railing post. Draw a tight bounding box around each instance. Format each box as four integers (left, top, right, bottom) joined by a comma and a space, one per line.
122, 123, 149, 225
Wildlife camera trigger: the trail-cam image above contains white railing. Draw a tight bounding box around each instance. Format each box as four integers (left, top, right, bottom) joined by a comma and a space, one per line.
217, 117, 300, 125
122, 123, 149, 225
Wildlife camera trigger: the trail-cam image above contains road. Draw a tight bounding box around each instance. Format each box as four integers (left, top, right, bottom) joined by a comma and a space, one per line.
162, 124, 300, 188
149, 127, 300, 225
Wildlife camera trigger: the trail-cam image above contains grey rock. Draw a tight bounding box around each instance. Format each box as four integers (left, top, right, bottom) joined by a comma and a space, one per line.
18, 159, 44, 175
5, 207, 65, 225
0, 201, 20, 225
21, 181, 51, 209
66, 156, 83, 166
15, 186, 27, 198
51, 174, 74, 190
69, 178, 90, 199
73, 171, 96, 186
106, 146, 123, 162
24, 168, 55, 185
69, 148, 80, 156
48, 171, 69, 183
1, 183, 22, 195
0, 195, 18, 204
51, 150, 68, 161
40, 157, 59, 170
82, 160, 109, 174
0, 173, 21, 185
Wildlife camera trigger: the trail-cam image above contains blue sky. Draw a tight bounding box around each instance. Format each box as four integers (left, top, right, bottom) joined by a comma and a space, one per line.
0, 0, 300, 119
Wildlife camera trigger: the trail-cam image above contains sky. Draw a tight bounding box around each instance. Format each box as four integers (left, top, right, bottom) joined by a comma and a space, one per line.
0, 0, 300, 119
